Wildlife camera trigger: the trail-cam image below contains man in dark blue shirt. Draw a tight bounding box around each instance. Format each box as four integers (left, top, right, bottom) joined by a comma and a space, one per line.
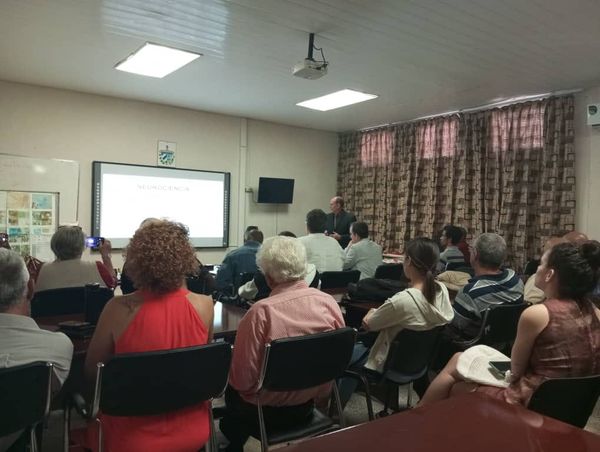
216, 229, 264, 295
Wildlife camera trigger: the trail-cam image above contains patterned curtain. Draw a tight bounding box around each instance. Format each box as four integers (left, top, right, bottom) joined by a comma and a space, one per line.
337, 95, 575, 270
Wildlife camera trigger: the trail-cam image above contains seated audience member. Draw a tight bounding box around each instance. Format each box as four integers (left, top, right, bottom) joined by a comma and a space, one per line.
238, 263, 319, 302
338, 238, 454, 406
456, 227, 471, 263
121, 224, 215, 296
563, 230, 589, 245
84, 221, 214, 452
120, 218, 161, 294
238, 232, 317, 301
325, 196, 357, 249
449, 233, 524, 339
0, 249, 73, 451
420, 240, 600, 407
299, 209, 344, 272
524, 236, 566, 304
343, 221, 382, 279
220, 236, 345, 452
35, 226, 116, 292
437, 225, 466, 272
216, 229, 264, 294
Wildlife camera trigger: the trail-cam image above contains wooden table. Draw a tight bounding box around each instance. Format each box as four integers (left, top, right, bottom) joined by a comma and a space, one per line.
36, 301, 247, 346
281, 392, 600, 452
213, 301, 247, 340
340, 299, 383, 329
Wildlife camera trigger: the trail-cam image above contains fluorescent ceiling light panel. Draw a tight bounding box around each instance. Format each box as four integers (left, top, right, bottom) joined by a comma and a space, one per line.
115, 43, 201, 78
297, 89, 378, 111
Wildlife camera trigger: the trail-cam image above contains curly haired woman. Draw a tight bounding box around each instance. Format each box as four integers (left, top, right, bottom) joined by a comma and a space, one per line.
84, 220, 214, 452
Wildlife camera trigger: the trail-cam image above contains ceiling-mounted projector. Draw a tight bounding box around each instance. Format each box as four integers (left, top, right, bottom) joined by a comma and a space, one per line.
293, 59, 328, 80
293, 33, 328, 80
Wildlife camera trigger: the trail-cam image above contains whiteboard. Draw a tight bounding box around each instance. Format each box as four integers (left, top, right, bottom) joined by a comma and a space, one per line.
0, 154, 79, 224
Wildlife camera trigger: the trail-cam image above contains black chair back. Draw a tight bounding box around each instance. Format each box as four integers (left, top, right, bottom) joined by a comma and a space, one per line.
309, 271, 320, 288
84, 284, 114, 324
480, 303, 528, 345
374, 264, 403, 280
0, 362, 52, 438
319, 270, 361, 291
528, 375, 600, 428
384, 326, 444, 377
31, 284, 114, 319
259, 327, 356, 392
31, 286, 85, 317
96, 343, 232, 417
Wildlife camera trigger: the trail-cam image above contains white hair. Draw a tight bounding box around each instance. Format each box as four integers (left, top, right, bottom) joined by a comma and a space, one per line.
257, 236, 307, 285
0, 249, 29, 311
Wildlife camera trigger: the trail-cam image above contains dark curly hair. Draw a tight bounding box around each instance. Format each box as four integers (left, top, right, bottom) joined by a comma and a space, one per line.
547, 240, 600, 302
126, 221, 196, 294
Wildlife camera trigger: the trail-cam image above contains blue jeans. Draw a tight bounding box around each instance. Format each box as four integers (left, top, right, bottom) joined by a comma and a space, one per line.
338, 342, 372, 408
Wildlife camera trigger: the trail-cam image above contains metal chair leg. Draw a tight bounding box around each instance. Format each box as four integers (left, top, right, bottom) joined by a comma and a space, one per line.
257, 399, 268, 452
30, 428, 38, 452
331, 382, 346, 428
96, 418, 103, 452
359, 374, 375, 421
207, 400, 215, 452
63, 403, 71, 452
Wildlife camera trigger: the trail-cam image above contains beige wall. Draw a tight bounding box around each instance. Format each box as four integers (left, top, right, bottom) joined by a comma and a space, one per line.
575, 87, 600, 240
0, 80, 338, 266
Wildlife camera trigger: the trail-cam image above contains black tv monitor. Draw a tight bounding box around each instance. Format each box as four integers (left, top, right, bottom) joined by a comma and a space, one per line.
92, 161, 230, 248
257, 177, 294, 204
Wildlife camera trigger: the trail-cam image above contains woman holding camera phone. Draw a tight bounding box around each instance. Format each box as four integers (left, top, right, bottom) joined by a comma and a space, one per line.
34, 225, 116, 292
420, 240, 600, 406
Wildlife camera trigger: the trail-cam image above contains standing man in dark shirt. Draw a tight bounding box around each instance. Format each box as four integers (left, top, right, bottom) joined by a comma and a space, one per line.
325, 196, 357, 249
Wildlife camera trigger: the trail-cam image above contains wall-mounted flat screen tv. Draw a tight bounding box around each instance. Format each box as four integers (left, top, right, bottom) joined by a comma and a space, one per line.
257, 177, 294, 204
92, 161, 230, 248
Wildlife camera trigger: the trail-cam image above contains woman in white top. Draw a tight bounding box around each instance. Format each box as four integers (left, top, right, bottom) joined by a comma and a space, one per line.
339, 237, 454, 406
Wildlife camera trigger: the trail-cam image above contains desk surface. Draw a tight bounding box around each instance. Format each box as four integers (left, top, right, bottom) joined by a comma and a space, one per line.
281, 392, 600, 452
37, 301, 246, 348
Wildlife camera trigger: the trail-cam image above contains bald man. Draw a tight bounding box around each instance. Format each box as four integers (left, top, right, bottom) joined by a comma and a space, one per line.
523, 236, 567, 303
563, 230, 589, 244
325, 196, 357, 249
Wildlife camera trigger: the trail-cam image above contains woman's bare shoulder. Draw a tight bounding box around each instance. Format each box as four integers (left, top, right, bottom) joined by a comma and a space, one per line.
105, 292, 144, 316
186, 292, 214, 309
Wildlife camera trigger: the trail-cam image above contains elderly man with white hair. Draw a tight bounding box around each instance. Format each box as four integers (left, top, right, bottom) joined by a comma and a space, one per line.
0, 248, 73, 451
220, 236, 345, 452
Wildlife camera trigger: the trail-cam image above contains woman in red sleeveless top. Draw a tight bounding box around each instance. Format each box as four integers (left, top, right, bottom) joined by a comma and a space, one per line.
84, 221, 214, 452
421, 240, 600, 406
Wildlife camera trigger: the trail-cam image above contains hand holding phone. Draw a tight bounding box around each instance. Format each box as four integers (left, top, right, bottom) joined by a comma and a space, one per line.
85, 236, 104, 250
489, 360, 511, 377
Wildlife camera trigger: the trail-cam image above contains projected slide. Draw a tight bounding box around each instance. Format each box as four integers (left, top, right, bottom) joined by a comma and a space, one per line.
92, 162, 229, 248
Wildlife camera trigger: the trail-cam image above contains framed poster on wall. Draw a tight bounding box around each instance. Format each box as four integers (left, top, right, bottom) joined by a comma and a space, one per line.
0, 190, 58, 260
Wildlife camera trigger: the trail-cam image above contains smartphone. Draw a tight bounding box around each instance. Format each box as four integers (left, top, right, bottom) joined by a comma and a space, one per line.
0, 232, 8, 245
85, 236, 104, 250
489, 360, 511, 377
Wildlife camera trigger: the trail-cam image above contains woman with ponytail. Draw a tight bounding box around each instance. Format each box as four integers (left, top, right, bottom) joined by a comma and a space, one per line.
421, 240, 600, 406
338, 238, 453, 407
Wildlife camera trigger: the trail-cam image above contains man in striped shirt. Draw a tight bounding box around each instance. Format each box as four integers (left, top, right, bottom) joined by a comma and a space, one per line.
450, 232, 524, 338
437, 225, 466, 272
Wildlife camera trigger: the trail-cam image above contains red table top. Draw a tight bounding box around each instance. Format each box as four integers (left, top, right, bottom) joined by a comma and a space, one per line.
281, 392, 600, 452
